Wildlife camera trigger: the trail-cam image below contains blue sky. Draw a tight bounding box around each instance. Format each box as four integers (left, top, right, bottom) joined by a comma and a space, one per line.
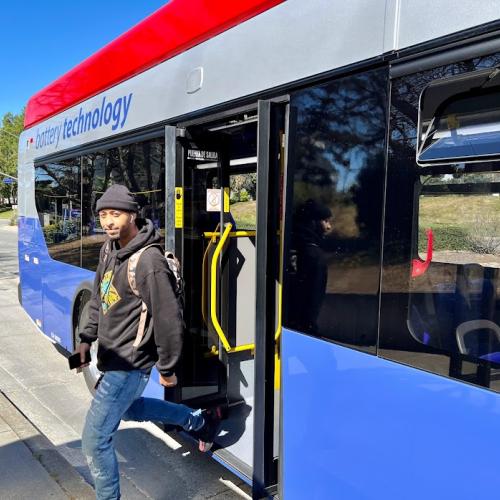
0, 1, 168, 119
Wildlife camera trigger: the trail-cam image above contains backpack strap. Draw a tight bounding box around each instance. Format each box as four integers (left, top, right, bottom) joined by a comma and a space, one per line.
127, 243, 163, 295
127, 244, 162, 347
165, 252, 183, 297
134, 302, 149, 348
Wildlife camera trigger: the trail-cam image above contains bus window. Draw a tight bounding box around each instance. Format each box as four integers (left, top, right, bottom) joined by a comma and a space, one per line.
35, 159, 81, 267
409, 171, 500, 362
381, 56, 500, 392
81, 137, 165, 271
283, 67, 388, 352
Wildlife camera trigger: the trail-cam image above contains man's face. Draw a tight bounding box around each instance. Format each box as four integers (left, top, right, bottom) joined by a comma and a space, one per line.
320, 217, 333, 235
98, 209, 134, 240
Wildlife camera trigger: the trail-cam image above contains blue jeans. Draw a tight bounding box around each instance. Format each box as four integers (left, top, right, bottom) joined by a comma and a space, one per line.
82, 370, 204, 500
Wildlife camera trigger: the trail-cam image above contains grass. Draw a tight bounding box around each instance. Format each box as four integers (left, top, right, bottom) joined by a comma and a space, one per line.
0, 209, 14, 220
419, 194, 500, 253
419, 194, 500, 226
230, 200, 256, 230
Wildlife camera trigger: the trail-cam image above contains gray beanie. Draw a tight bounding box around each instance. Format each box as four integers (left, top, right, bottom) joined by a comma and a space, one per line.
96, 184, 138, 212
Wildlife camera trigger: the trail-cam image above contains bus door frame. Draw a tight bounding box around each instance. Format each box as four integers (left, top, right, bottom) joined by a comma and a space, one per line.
164, 97, 289, 497
253, 98, 289, 498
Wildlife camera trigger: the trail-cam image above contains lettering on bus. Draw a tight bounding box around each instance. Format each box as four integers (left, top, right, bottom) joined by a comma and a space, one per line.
187, 149, 219, 161
35, 93, 133, 150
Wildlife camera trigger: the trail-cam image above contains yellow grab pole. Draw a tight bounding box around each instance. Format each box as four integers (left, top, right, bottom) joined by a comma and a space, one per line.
210, 223, 233, 352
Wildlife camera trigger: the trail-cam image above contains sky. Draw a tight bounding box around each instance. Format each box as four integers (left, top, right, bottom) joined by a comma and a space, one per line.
0, 1, 169, 119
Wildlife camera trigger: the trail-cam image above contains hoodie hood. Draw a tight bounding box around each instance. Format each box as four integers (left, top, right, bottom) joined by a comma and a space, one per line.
114, 218, 161, 260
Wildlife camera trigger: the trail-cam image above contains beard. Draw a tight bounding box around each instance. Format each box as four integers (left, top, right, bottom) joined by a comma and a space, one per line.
105, 229, 121, 240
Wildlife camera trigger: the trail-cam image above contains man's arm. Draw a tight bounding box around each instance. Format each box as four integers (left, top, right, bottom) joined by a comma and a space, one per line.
137, 267, 183, 376
78, 287, 100, 344
79, 248, 105, 345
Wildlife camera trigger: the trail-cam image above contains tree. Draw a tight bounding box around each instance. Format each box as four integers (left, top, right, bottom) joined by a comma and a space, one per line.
0, 109, 24, 204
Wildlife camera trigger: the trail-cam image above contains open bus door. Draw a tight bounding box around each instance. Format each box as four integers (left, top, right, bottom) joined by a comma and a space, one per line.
164, 99, 287, 497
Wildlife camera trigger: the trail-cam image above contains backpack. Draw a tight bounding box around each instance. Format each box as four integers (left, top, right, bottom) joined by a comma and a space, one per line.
102, 242, 185, 347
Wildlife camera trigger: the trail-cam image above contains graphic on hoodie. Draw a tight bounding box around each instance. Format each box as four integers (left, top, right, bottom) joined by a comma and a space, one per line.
100, 270, 121, 314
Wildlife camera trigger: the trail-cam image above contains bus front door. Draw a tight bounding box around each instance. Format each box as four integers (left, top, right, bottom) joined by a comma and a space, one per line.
165, 100, 286, 495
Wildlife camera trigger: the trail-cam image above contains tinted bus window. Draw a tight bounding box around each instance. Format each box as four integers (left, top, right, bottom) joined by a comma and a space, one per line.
35, 159, 81, 266
410, 172, 500, 353
380, 52, 500, 393
283, 67, 388, 353
81, 137, 165, 271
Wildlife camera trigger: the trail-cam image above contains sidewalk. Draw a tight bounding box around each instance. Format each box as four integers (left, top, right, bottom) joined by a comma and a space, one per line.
0, 391, 94, 499
0, 218, 16, 229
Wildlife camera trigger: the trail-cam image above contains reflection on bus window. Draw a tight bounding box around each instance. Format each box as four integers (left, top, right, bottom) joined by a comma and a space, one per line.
81, 138, 165, 271
34, 137, 165, 271
283, 67, 388, 353
35, 160, 81, 267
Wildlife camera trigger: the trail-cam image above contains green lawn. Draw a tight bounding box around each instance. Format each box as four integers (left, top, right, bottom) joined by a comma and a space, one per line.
419, 194, 500, 253
0, 210, 14, 220
230, 200, 256, 230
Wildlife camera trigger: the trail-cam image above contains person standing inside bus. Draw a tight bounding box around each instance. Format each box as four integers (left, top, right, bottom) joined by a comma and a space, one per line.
78, 184, 220, 500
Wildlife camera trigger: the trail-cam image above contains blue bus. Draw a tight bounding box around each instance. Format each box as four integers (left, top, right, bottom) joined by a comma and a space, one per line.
17, 1, 500, 497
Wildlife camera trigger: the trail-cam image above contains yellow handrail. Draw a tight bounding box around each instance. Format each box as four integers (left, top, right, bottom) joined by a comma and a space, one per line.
210, 223, 233, 352
201, 225, 219, 326
210, 223, 254, 354
204, 230, 256, 239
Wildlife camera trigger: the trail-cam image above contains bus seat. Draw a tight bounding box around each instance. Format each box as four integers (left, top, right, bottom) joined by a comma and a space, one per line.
454, 264, 493, 324
455, 319, 500, 356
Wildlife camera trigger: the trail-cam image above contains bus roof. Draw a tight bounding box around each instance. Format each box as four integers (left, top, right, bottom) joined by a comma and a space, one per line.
24, 0, 282, 129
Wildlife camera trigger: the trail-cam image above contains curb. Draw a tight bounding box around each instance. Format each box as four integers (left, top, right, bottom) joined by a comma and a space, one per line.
0, 391, 94, 499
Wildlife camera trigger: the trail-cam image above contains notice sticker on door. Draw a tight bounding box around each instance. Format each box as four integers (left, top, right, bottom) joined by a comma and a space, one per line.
224, 187, 230, 213
175, 187, 184, 228
207, 189, 221, 212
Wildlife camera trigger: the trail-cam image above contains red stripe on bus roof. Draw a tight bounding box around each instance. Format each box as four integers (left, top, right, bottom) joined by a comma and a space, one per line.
24, 0, 284, 129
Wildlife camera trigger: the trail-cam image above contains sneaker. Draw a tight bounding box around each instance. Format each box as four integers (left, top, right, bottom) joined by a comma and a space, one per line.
196, 407, 222, 452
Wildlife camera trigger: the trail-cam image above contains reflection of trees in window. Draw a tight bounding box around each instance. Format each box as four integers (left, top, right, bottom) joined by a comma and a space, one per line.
35, 160, 81, 266
34, 137, 165, 271
390, 55, 500, 158
284, 68, 388, 350
291, 68, 387, 244
81, 137, 165, 271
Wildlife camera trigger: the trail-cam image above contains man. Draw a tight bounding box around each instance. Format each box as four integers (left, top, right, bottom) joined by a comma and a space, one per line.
79, 184, 219, 500
292, 199, 333, 334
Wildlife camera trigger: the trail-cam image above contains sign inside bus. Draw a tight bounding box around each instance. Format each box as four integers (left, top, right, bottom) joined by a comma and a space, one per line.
187, 149, 219, 161
34, 93, 133, 150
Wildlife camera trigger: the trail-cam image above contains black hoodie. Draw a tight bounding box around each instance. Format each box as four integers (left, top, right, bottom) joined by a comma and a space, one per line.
79, 219, 183, 376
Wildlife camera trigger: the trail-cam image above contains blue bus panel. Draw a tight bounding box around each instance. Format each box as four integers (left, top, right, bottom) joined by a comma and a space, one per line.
282, 327, 500, 500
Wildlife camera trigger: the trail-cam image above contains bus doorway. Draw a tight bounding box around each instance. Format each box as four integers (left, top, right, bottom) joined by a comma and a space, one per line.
165, 101, 287, 494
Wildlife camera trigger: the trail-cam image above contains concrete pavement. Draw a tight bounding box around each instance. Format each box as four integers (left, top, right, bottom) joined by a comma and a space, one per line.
0, 219, 251, 499
0, 390, 94, 499
0, 403, 69, 500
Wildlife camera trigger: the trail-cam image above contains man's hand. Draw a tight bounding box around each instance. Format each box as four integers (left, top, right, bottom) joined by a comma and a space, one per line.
79, 342, 91, 370
159, 373, 177, 388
